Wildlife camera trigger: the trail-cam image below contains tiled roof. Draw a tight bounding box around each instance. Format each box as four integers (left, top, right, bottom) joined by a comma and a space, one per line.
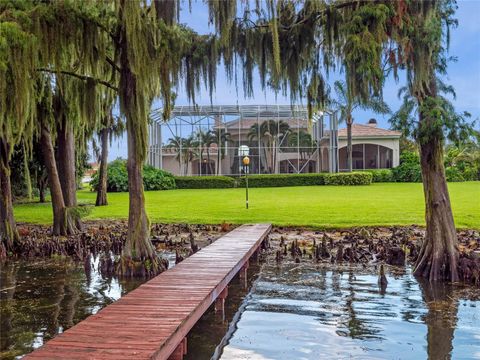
338, 124, 401, 138
220, 117, 401, 138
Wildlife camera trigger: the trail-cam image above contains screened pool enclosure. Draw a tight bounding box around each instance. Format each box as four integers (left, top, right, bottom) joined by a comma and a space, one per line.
147, 105, 340, 176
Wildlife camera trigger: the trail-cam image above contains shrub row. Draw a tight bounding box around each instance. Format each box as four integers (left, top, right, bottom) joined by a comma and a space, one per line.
323, 172, 372, 185
363, 166, 473, 183
236, 173, 326, 188
363, 169, 394, 183
236, 172, 372, 187
90, 159, 176, 192
174, 176, 235, 189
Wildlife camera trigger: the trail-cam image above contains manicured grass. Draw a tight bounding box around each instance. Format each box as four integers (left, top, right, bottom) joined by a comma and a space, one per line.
13, 182, 479, 229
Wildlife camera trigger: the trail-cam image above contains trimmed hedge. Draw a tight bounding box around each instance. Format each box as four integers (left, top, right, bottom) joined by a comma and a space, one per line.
324, 172, 372, 185
236, 173, 326, 188
363, 169, 394, 182
236, 172, 372, 187
174, 176, 235, 189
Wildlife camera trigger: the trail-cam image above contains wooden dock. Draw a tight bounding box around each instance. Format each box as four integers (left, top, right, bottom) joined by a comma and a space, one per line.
25, 223, 271, 360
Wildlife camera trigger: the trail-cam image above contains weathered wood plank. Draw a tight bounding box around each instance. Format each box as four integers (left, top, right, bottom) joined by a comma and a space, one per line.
25, 223, 271, 360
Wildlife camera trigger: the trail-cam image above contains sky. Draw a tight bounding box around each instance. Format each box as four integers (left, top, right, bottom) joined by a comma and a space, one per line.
106, 0, 480, 161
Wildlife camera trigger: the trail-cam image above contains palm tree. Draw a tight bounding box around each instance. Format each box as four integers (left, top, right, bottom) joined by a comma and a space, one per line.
204, 130, 217, 174
209, 128, 231, 175
444, 131, 480, 180
195, 129, 207, 174
182, 135, 198, 175
248, 120, 290, 173
167, 135, 198, 175
286, 130, 314, 161
331, 80, 390, 172
166, 136, 184, 172
196, 129, 216, 175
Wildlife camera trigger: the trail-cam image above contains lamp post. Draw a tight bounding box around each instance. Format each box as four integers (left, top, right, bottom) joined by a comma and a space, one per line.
242, 156, 250, 209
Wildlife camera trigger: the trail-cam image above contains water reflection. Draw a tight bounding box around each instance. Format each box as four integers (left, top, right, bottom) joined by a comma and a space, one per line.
418, 279, 458, 360
0, 257, 145, 359
185, 262, 262, 360
218, 263, 480, 360
1, 257, 479, 360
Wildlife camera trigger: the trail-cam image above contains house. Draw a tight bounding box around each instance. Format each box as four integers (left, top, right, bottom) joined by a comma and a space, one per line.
147, 105, 400, 176
324, 118, 401, 171
82, 162, 99, 183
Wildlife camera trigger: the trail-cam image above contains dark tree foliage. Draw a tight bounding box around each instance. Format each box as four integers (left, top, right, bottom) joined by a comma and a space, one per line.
1, 0, 472, 281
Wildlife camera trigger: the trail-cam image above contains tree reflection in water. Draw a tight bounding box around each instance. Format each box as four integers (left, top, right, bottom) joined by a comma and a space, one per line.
417, 278, 458, 360
0, 258, 144, 359
1, 258, 478, 360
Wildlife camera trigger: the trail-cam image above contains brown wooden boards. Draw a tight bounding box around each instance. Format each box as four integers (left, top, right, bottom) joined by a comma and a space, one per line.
25, 223, 271, 360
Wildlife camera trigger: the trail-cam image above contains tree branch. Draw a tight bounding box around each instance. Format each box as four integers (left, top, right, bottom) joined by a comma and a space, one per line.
105, 55, 121, 73
237, 1, 371, 31
36, 68, 118, 92
76, 13, 119, 46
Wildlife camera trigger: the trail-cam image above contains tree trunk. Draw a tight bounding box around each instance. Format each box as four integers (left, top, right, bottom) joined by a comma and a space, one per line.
23, 145, 32, 200
56, 117, 82, 231
413, 75, 459, 283
347, 122, 354, 172
38, 175, 46, 203
39, 186, 46, 203
0, 137, 19, 251
414, 137, 459, 282
123, 124, 154, 261
117, 16, 164, 276
216, 139, 223, 175
95, 127, 109, 206
216, 145, 221, 175
206, 147, 213, 174
346, 117, 353, 172
40, 124, 77, 235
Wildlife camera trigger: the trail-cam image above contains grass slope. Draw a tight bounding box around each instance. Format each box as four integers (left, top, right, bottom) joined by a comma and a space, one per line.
13, 182, 479, 229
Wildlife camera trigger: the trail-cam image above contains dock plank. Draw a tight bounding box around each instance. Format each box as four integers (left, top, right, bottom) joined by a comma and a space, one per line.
25, 223, 271, 360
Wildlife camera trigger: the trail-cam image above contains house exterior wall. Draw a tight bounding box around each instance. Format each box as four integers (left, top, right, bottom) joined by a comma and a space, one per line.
159, 137, 399, 175
161, 155, 183, 175
338, 138, 399, 167
151, 116, 400, 175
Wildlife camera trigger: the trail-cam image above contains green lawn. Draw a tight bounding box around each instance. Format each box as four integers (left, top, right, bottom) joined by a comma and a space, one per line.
13, 182, 479, 229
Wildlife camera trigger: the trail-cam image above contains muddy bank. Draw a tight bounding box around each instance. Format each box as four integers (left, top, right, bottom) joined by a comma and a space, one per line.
267, 226, 480, 286
1, 223, 478, 284
0, 221, 233, 262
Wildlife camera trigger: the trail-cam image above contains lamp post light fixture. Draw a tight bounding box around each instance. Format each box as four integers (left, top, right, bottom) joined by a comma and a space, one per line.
242, 156, 250, 209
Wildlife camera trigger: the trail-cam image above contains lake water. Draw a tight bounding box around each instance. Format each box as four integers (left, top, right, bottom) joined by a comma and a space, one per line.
216, 262, 480, 360
1, 258, 479, 359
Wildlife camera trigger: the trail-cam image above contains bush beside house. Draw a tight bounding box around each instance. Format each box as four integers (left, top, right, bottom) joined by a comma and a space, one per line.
91, 149, 477, 192
363, 169, 394, 182
90, 159, 176, 192
324, 172, 372, 185
174, 176, 235, 189
236, 173, 326, 188
391, 151, 423, 182
236, 172, 371, 187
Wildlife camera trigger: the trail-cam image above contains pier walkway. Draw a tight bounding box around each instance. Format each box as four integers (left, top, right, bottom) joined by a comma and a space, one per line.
26, 223, 271, 359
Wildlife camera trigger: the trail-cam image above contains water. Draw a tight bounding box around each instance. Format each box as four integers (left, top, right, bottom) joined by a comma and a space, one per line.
1, 258, 479, 359
0, 252, 173, 359
217, 263, 480, 360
